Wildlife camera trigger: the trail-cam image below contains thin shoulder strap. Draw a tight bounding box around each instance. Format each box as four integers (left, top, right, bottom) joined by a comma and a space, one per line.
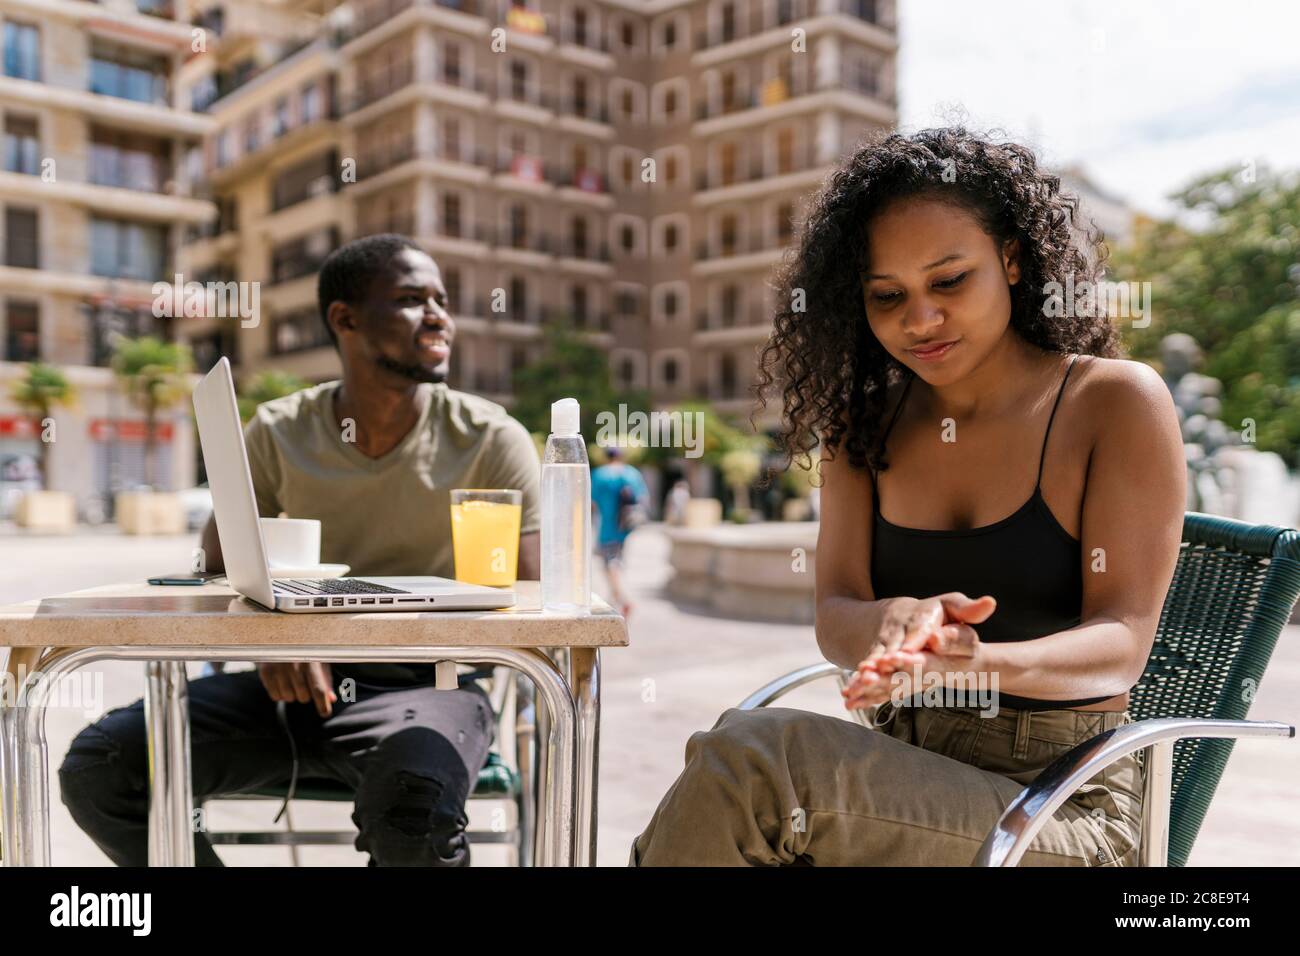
870, 373, 914, 507
879, 373, 915, 452
1036, 353, 1079, 489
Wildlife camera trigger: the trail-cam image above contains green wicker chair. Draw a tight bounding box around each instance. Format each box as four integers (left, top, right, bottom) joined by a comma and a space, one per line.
737, 512, 1300, 866
203, 666, 538, 866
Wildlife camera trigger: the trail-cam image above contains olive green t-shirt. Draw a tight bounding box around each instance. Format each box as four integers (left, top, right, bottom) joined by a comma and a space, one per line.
242, 380, 541, 686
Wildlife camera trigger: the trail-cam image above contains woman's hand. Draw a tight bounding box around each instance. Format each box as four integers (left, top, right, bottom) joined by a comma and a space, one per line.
843, 592, 995, 711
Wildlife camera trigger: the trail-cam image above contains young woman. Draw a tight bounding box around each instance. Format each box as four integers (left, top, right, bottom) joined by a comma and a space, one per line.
630, 127, 1186, 866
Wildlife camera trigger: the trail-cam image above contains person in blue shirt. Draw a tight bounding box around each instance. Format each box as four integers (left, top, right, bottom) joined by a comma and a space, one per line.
590, 446, 649, 618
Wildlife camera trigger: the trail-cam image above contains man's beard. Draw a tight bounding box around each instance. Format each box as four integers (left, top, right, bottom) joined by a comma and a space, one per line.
376, 354, 447, 384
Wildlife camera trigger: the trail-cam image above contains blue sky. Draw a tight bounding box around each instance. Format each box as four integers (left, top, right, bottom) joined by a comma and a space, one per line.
897, 0, 1300, 217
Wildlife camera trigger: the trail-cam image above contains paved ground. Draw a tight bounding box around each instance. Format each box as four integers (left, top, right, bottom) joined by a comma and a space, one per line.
2, 526, 1297, 866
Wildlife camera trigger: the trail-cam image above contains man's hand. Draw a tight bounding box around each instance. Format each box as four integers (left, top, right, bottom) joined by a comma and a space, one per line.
257, 662, 337, 718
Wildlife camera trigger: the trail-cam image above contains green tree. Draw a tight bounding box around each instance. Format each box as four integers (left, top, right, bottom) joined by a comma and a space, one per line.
1109, 165, 1300, 464
238, 369, 310, 423
510, 315, 648, 437
111, 336, 193, 489
8, 362, 76, 489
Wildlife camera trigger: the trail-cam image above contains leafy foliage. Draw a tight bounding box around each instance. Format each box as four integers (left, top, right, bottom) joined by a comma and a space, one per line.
1111, 165, 1300, 464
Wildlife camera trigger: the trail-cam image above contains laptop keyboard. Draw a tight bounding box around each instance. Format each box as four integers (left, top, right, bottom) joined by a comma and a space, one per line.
273, 578, 410, 596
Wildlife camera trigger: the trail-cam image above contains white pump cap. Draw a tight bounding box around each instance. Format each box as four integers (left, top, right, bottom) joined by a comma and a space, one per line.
550, 397, 581, 436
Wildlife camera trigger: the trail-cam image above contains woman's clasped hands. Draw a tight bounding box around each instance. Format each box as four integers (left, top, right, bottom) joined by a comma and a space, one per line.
842, 592, 997, 711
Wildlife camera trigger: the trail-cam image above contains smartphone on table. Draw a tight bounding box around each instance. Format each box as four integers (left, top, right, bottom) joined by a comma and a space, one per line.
147, 571, 222, 586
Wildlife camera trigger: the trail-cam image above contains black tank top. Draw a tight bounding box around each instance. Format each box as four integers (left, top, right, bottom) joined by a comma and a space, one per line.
869, 353, 1110, 711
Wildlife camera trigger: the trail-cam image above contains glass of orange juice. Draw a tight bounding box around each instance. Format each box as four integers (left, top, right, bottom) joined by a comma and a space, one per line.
450, 489, 522, 587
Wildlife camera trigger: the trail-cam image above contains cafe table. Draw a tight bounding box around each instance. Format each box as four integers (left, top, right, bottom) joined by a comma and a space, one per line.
0, 578, 626, 868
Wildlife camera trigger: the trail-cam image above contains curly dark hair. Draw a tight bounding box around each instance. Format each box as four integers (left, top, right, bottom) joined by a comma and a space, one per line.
752, 126, 1123, 481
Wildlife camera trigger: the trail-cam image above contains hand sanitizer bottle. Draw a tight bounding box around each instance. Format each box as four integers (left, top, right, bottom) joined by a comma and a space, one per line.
541, 398, 591, 613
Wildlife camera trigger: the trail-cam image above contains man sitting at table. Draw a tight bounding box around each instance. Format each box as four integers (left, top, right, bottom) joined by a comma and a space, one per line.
58, 234, 542, 867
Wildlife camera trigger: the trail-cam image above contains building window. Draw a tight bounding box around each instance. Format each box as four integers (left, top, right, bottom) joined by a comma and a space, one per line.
89, 43, 168, 105
665, 153, 678, 186
442, 193, 462, 238
244, 116, 261, 154
846, 0, 879, 24
720, 214, 738, 256
269, 227, 337, 284
777, 201, 795, 243
619, 357, 635, 386
572, 75, 588, 115
271, 150, 338, 211
444, 268, 461, 313
620, 224, 634, 253
443, 117, 461, 160
509, 205, 528, 248
721, 2, 737, 43
662, 357, 678, 387
777, 127, 795, 174
509, 276, 528, 321
4, 301, 39, 362
720, 142, 737, 185
621, 20, 636, 49
721, 285, 740, 327
664, 223, 678, 253
301, 82, 322, 123
572, 8, 589, 46
621, 88, 634, 119
662, 21, 677, 49
4, 207, 38, 269
3, 116, 39, 175
271, 307, 333, 355
571, 216, 588, 257
272, 97, 290, 136
664, 88, 677, 119
621, 154, 634, 187
721, 71, 738, 112
443, 42, 462, 84
3, 22, 40, 82
90, 127, 169, 192
664, 289, 678, 320
616, 289, 639, 317
570, 285, 588, 327
720, 353, 738, 397
510, 59, 528, 101
89, 217, 167, 280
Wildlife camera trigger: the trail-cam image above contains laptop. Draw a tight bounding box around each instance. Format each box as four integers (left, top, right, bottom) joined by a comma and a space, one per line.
192, 357, 516, 614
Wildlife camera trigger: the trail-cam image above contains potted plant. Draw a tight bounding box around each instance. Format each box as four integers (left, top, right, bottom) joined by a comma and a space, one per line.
111, 336, 193, 534
8, 362, 77, 531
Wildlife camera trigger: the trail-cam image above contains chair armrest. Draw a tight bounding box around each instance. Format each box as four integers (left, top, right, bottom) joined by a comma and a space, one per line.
737, 661, 844, 710
972, 717, 1295, 867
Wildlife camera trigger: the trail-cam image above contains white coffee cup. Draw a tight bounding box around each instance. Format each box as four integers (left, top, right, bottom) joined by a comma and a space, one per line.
259, 517, 321, 569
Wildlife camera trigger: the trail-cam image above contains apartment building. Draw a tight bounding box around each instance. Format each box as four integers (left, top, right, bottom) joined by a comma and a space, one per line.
0, 0, 214, 517
178, 0, 898, 421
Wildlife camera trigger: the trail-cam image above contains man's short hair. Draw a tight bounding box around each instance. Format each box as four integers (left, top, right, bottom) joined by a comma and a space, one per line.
604, 446, 623, 460
317, 233, 425, 350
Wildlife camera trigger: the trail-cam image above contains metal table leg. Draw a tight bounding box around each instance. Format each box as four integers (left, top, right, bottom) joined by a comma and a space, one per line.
145, 661, 194, 867
567, 647, 600, 867
14, 645, 581, 867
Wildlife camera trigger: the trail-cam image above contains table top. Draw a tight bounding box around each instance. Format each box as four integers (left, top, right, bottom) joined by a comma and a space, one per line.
0, 580, 627, 648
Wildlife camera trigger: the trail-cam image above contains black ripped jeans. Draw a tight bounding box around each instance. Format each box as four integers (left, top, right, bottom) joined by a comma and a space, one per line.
58, 669, 495, 867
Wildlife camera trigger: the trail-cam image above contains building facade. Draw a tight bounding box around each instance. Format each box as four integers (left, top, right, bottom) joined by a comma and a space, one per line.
179, 0, 899, 419
0, 0, 213, 518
